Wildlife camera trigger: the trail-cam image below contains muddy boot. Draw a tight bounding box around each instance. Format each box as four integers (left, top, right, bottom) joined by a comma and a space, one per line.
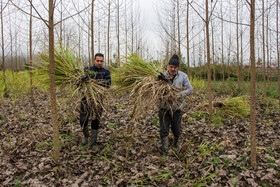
81, 126, 89, 145
174, 136, 179, 150
90, 129, 98, 147
161, 136, 169, 157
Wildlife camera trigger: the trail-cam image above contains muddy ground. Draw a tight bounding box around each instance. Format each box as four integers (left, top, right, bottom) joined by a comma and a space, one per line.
0, 91, 279, 186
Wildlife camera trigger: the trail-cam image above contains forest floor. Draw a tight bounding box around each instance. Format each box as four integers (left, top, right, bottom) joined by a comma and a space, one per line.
0, 91, 279, 186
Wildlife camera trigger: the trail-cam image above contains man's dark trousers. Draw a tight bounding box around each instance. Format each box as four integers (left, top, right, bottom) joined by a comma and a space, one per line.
159, 108, 182, 138
80, 97, 103, 136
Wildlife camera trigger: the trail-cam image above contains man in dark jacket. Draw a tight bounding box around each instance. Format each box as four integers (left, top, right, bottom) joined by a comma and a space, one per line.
158, 54, 193, 157
80, 53, 111, 147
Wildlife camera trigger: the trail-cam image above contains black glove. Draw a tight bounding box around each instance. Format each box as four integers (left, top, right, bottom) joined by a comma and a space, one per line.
157, 73, 169, 82
81, 74, 90, 82
76, 74, 90, 87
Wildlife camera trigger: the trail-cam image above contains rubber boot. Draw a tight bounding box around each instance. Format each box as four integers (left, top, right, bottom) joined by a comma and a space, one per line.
174, 136, 179, 150
81, 126, 89, 145
90, 129, 98, 147
161, 136, 169, 157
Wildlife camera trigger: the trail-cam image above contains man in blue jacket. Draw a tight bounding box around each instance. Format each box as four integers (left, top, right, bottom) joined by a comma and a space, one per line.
80, 53, 111, 148
158, 54, 193, 157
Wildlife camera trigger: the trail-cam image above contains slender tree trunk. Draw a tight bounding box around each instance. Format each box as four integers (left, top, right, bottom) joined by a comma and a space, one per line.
241, 29, 244, 85
205, 30, 207, 80
59, 1, 62, 46
125, 0, 127, 59
211, 20, 215, 83
277, 0, 280, 106
199, 36, 202, 79
49, 0, 60, 162
186, 1, 190, 78
250, 0, 257, 170
236, 0, 240, 88
1, 0, 7, 97
78, 3, 81, 60
88, 26, 91, 67
117, 0, 120, 66
98, 14, 101, 53
262, 0, 267, 97
107, 0, 111, 67
131, 2, 134, 53
9, 17, 14, 80
221, 1, 225, 88
91, 0, 95, 66
227, 35, 231, 79
172, 2, 176, 54
15, 29, 18, 70
206, 0, 213, 120
266, 6, 269, 87
177, 0, 181, 60
29, 0, 35, 106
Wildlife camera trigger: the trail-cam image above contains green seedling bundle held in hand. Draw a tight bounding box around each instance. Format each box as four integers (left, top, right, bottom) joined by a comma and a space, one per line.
113, 54, 182, 118
33, 46, 108, 113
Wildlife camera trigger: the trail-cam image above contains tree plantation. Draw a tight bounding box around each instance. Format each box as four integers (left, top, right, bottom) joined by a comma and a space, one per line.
0, 0, 279, 186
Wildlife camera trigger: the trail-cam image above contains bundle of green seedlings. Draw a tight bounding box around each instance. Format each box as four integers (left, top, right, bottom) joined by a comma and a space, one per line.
217, 96, 250, 118
113, 54, 182, 117
33, 46, 108, 114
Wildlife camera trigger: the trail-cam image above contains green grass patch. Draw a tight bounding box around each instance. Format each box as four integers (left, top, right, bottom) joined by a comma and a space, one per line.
0, 70, 47, 97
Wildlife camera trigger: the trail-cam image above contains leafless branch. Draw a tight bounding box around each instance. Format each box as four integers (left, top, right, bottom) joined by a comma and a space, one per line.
54, 3, 91, 26
10, 0, 49, 27
188, 0, 205, 22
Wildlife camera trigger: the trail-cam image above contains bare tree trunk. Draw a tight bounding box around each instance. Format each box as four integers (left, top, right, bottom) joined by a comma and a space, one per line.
266, 5, 269, 87
117, 0, 120, 66
199, 35, 202, 79
206, 0, 213, 120
250, 0, 257, 170
236, 0, 240, 88
88, 26, 91, 67
221, 1, 225, 88
98, 13, 101, 53
172, 2, 176, 54
277, 0, 280, 106
107, 0, 111, 67
241, 29, 244, 86
227, 34, 231, 79
91, 0, 95, 66
125, 0, 128, 59
1, 0, 7, 97
262, 0, 267, 97
131, 2, 134, 53
177, 0, 181, 60
186, 1, 190, 78
9, 15, 14, 80
29, 0, 35, 106
49, 0, 60, 162
59, 1, 62, 46
211, 20, 215, 83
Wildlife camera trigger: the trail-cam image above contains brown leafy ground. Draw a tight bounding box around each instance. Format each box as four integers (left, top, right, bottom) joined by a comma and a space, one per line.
0, 91, 279, 186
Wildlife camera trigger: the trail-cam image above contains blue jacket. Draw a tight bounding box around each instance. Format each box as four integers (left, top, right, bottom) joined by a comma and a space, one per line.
84, 66, 111, 88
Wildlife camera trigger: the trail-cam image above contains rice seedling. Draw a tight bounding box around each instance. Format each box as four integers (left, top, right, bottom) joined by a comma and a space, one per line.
33, 46, 109, 114
218, 96, 250, 118
113, 54, 184, 118
112, 54, 163, 93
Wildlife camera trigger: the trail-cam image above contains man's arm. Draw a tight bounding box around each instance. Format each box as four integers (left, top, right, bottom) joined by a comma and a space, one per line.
180, 74, 193, 98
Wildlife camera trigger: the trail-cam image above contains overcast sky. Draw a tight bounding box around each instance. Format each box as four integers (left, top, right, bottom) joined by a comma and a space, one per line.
138, 0, 162, 57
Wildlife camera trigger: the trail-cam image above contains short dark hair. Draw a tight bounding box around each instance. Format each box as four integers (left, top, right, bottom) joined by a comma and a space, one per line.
95, 53, 104, 59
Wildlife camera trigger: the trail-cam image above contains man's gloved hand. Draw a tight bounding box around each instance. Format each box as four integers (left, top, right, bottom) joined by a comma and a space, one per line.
157, 73, 169, 82
76, 74, 90, 88
81, 74, 90, 82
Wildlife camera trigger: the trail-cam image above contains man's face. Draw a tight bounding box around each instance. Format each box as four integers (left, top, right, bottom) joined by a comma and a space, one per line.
168, 65, 179, 75
94, 56, 104, 68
